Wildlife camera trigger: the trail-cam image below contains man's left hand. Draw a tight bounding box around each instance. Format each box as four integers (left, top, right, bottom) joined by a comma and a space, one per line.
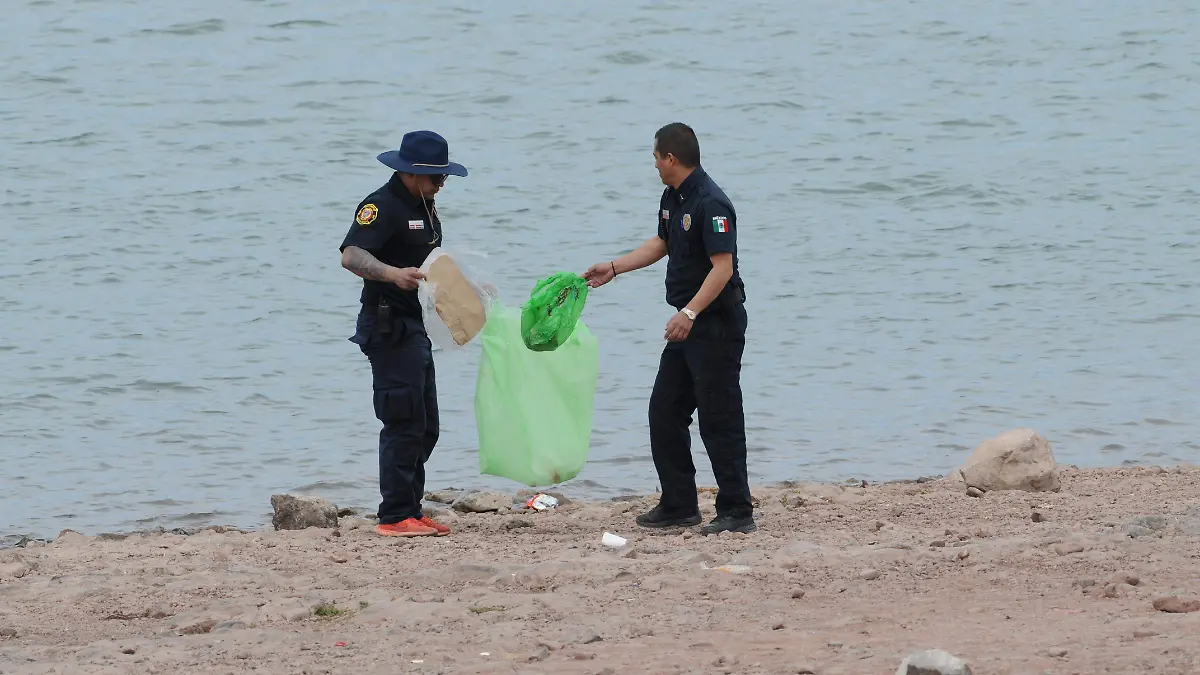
664, 311, 693, 342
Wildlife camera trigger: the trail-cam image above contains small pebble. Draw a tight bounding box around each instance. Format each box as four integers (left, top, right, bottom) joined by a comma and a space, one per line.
1047, 648, 1068, 658
1032, 511, 1045, 523
1133, 629, 1159, 639
330, 553, 349, 563
772, 622, 784, 630
1111, 572, 1140, 586
966, 487, 984, 498
930, 540, 946, 548
858, 568, 880, 581
1054, 542, 1085, 556
791, 589, 806, 599
1102, 582, 1132, 598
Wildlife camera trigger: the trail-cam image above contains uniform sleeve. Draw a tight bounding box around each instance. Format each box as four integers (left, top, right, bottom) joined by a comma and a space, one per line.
700, 200, 736, 256
339, 201, 395, 253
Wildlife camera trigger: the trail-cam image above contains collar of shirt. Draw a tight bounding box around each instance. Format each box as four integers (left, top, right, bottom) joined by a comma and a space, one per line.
674, 165, 707, 202
386, 172, 437, 213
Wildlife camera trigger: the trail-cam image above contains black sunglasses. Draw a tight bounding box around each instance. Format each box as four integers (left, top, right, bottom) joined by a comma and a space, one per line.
430, 174, 447, 186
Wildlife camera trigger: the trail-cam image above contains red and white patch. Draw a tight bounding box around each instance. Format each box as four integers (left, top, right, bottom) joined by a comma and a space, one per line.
408, 220, 424, 230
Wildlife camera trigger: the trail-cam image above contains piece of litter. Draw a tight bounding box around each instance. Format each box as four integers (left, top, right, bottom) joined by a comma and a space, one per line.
334, 642, 347, 647
526, 494, 559, 511
411, 660, 424, 664
480, 652, 490, 656
601, 532, 627, 548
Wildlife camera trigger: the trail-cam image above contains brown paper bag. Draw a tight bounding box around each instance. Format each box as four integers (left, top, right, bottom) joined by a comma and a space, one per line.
425, 254, 487, 346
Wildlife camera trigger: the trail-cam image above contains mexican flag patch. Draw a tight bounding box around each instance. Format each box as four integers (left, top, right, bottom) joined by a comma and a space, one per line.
712, 216, 729, 233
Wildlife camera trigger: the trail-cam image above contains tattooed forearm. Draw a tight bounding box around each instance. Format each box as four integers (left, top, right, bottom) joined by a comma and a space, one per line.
341, 246, 394, 282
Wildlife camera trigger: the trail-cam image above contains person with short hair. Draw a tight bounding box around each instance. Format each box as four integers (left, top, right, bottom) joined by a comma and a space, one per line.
584, 122, 754, 535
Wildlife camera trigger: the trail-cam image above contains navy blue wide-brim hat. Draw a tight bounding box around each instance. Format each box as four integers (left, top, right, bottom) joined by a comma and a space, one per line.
376, 130, 468, 177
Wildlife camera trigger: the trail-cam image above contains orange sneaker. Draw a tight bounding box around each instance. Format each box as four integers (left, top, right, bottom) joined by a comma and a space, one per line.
418, 515, 450, 537
375, 518, 438, 537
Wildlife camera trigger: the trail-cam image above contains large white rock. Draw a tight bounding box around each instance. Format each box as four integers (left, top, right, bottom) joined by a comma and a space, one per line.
896, 649, 973, 675
957, 428, 1060, 493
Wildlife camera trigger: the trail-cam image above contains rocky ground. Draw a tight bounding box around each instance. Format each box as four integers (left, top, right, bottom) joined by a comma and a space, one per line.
1, 465, 1199, 675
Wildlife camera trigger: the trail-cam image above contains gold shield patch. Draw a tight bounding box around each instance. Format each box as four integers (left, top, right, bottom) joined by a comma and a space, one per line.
356, 203, 379, 226
682, 213, 691, 231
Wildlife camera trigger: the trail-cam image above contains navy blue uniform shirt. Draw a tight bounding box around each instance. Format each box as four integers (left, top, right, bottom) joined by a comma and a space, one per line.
340, 173, 442, 319
656, 166, 744, 311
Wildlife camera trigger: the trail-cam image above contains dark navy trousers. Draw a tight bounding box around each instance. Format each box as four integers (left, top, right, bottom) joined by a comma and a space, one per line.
351, 311, 439, 524
648, 303, 752, 519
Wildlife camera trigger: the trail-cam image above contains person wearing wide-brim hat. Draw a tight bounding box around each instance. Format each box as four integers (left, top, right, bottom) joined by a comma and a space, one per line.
339, 130, 468, 538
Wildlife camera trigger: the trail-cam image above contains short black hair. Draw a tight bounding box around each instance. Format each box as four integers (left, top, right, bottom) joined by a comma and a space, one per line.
654, 122, 700, 168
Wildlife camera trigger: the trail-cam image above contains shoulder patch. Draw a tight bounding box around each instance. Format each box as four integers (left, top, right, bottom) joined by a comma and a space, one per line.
356, 203, 379, 226
712, 215, 729, 233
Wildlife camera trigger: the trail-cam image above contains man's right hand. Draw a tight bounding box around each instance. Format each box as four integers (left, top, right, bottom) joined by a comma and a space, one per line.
583, 261, 616, 288
390, 267, 425, 290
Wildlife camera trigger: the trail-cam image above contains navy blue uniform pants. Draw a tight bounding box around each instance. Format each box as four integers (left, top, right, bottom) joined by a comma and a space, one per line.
648, 303, 752, 519
351, 312, 439, 524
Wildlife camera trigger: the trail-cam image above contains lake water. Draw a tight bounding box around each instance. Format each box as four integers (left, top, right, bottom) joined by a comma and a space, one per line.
4, 0, 1199, 542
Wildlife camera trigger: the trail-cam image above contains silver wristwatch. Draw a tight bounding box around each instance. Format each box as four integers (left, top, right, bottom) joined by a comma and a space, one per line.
680, 308, 697, 321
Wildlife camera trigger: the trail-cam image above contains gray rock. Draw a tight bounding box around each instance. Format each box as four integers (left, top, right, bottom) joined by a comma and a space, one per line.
270, 494, 338, 530
957, 428, 1060, 493
424, 489, 463, 504
1126, 525, 1154, 539
212, 620, 248, 633
1177, 519, 1200, 536
0, 627, 17, 638
453, 491, 513, 513
1127, 515, 1169, 531
895, 649, 972, 675
1152, 596, 1200, 613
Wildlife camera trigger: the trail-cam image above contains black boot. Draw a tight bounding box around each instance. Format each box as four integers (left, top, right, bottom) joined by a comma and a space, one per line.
635, 505, 702, 529
700, 514, 756, 535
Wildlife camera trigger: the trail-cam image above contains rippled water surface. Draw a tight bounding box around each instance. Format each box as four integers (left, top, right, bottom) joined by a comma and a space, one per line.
4, 1, 1199, 540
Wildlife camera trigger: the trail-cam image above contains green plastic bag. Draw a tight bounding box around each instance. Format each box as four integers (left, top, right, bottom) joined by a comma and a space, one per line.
520, 271, 590, 352
474, 304, 598, 486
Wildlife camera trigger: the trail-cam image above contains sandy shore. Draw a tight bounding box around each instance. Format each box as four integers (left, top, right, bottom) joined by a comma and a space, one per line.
2, 465, 1199, 675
